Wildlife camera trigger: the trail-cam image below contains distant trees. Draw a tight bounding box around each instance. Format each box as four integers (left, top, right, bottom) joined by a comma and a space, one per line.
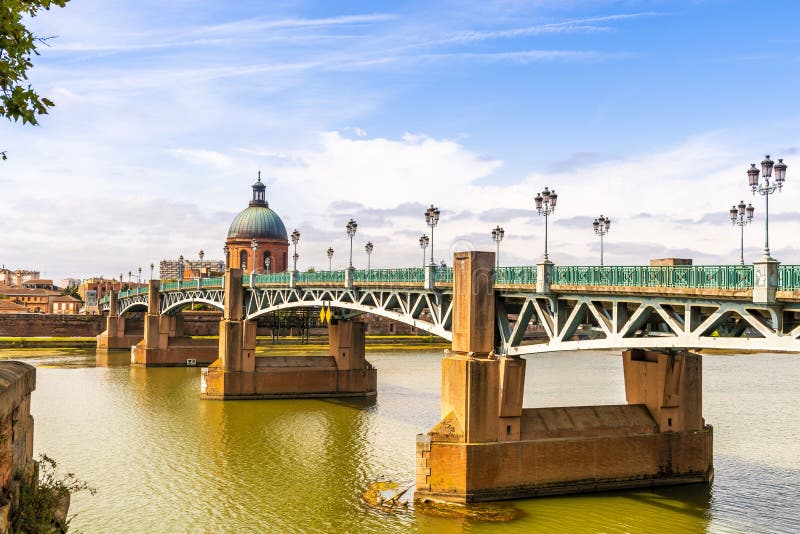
1, 0, 69, 159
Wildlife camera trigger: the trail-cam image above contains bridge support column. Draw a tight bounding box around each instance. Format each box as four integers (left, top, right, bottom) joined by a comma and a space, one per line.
201, 269, 376, 400
416, 252, 713, 504
753, 257, 779, 304
131, 281, 217, 366
97, 291, 142, 350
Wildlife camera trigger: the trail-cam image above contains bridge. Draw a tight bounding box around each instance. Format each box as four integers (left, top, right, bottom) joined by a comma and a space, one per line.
96, 252, 800, 504
100, 261, 800, 355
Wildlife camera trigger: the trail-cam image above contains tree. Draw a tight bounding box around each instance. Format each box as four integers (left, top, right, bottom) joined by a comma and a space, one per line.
59, 285, 81, 303
1, 0, 69, 160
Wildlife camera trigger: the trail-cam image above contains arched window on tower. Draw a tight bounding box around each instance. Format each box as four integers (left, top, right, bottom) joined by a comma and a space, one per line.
263, 251, 272, 273
240, 249, 249, 271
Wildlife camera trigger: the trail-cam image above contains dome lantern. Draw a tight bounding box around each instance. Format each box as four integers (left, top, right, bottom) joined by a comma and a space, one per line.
250, 171, 268, 207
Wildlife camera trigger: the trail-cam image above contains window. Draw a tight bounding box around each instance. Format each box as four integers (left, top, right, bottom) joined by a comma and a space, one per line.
240, 250, 249, 270
263, 251, 272, 272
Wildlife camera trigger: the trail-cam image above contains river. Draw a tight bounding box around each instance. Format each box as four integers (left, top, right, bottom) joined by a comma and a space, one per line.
2, 347, 797, 533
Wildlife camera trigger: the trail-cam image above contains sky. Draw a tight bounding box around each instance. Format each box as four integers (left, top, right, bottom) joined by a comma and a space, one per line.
2, 0, 800, 281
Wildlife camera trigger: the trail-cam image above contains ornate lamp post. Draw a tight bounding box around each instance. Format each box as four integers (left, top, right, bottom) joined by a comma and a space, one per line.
491, 226, 505, 267
365, 241, 374, 271
223, 245, 229, 269
291, 229, 300, 272
748, 155, 787, 259
327, 246, 334, 272
534, 187, 558, 261
128, 271, 132, 286
424, 205, 440, 266
250, 239, 258, 274
346, 219, 358, 269
137, 266, 142, 286
730, 201, 754, 265
178, 255, 183, 280
592, 215, 611, 266
199, 249, 204, 278
149, 263, 154, 281
419, 234, 429, 268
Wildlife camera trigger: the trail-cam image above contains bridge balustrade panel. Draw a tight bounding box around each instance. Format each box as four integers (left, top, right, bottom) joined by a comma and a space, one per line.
552, 265, 753, 290
352, 268, 424, 283
779, 265, 800, 291
495, 266, 537, 285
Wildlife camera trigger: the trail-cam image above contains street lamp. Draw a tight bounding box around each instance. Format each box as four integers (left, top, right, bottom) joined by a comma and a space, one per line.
327, 246, 334, 272
491, 226, 505, 267
137, 266, 142, 286
534, 187, 558, 261
128, 271, 132, 286
291, 229, 300, 272
178, 255, 183, 280
730, 201, 754, 265
592, 215, 611, 266
346, 219, 358, 269
250, 239, 258, 273
424, 205, 440, 266
150, 263, 154, 281
365, 241, 374, 271
748, 155, 787, 259
419, 234, 429, 268
199, 249, 204, 278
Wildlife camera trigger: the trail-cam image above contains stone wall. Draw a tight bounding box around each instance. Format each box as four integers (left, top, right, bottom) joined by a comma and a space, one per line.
0, 314, 104, 337
0, 362, 35, 493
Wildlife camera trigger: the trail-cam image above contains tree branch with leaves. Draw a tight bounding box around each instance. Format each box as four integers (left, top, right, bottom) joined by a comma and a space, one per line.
1, 0, 69, 160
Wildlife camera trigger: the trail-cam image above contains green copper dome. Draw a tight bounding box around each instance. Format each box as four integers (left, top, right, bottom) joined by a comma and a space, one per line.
227, 174, 289, 241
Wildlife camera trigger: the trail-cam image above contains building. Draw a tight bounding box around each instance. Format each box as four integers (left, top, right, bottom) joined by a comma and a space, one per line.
225, 173, 290, 273
22, 279, 55, 290
78, 278, 121, 314
159, 259, 225, 281
59, 278, 81, 289
0, 267, 40, 287
0, 299, 29, 314
51, 295, 81, 314
0, 288, 59, 313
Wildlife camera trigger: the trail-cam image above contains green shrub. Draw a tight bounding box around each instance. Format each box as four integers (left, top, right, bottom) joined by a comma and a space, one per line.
10, 454, 94, 534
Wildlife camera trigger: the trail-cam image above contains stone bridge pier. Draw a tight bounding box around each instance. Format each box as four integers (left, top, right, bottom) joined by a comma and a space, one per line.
96, 291, 143, 350
131, 281, 218, 367
201, 268, 376, 400
415, 251, 713, 503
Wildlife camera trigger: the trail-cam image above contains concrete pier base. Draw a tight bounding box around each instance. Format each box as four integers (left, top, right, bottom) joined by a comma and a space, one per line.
415, 251, 713, 504
96, 291, 143, 350
201, 269, 376, 400
130, 281, 218, 366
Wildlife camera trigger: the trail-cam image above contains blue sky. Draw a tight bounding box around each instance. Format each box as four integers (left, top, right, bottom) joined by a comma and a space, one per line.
2, 0, 800, 280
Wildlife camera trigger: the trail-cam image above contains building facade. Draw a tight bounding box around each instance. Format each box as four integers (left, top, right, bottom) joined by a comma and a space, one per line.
0, 268, 41, 287
159, 259, 225, 281
225, 174, 290, 274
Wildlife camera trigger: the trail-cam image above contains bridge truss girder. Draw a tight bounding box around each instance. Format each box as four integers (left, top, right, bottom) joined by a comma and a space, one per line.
107, 286, 800, 355
496, 291, 800, 356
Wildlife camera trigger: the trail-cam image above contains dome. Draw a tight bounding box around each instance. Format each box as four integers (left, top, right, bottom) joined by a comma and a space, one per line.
227, 174, 289, 241
227, 206, 288, 241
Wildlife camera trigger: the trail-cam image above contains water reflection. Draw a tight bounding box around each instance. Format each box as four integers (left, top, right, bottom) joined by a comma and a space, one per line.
10, 348, 799, 533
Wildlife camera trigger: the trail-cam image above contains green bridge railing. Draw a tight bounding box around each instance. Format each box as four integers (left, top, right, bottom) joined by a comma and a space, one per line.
353, 268, 424, 283
779, 265, 800, 291
98, 264, 800, 304
552, 265, 754, 290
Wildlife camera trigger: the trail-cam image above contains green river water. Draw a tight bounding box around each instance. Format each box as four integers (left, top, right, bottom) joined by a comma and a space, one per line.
2, 347, 798, 533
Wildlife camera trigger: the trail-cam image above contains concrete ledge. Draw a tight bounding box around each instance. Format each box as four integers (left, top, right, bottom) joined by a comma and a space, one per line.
416, 472, 712, 503
0, 362, 36, 417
